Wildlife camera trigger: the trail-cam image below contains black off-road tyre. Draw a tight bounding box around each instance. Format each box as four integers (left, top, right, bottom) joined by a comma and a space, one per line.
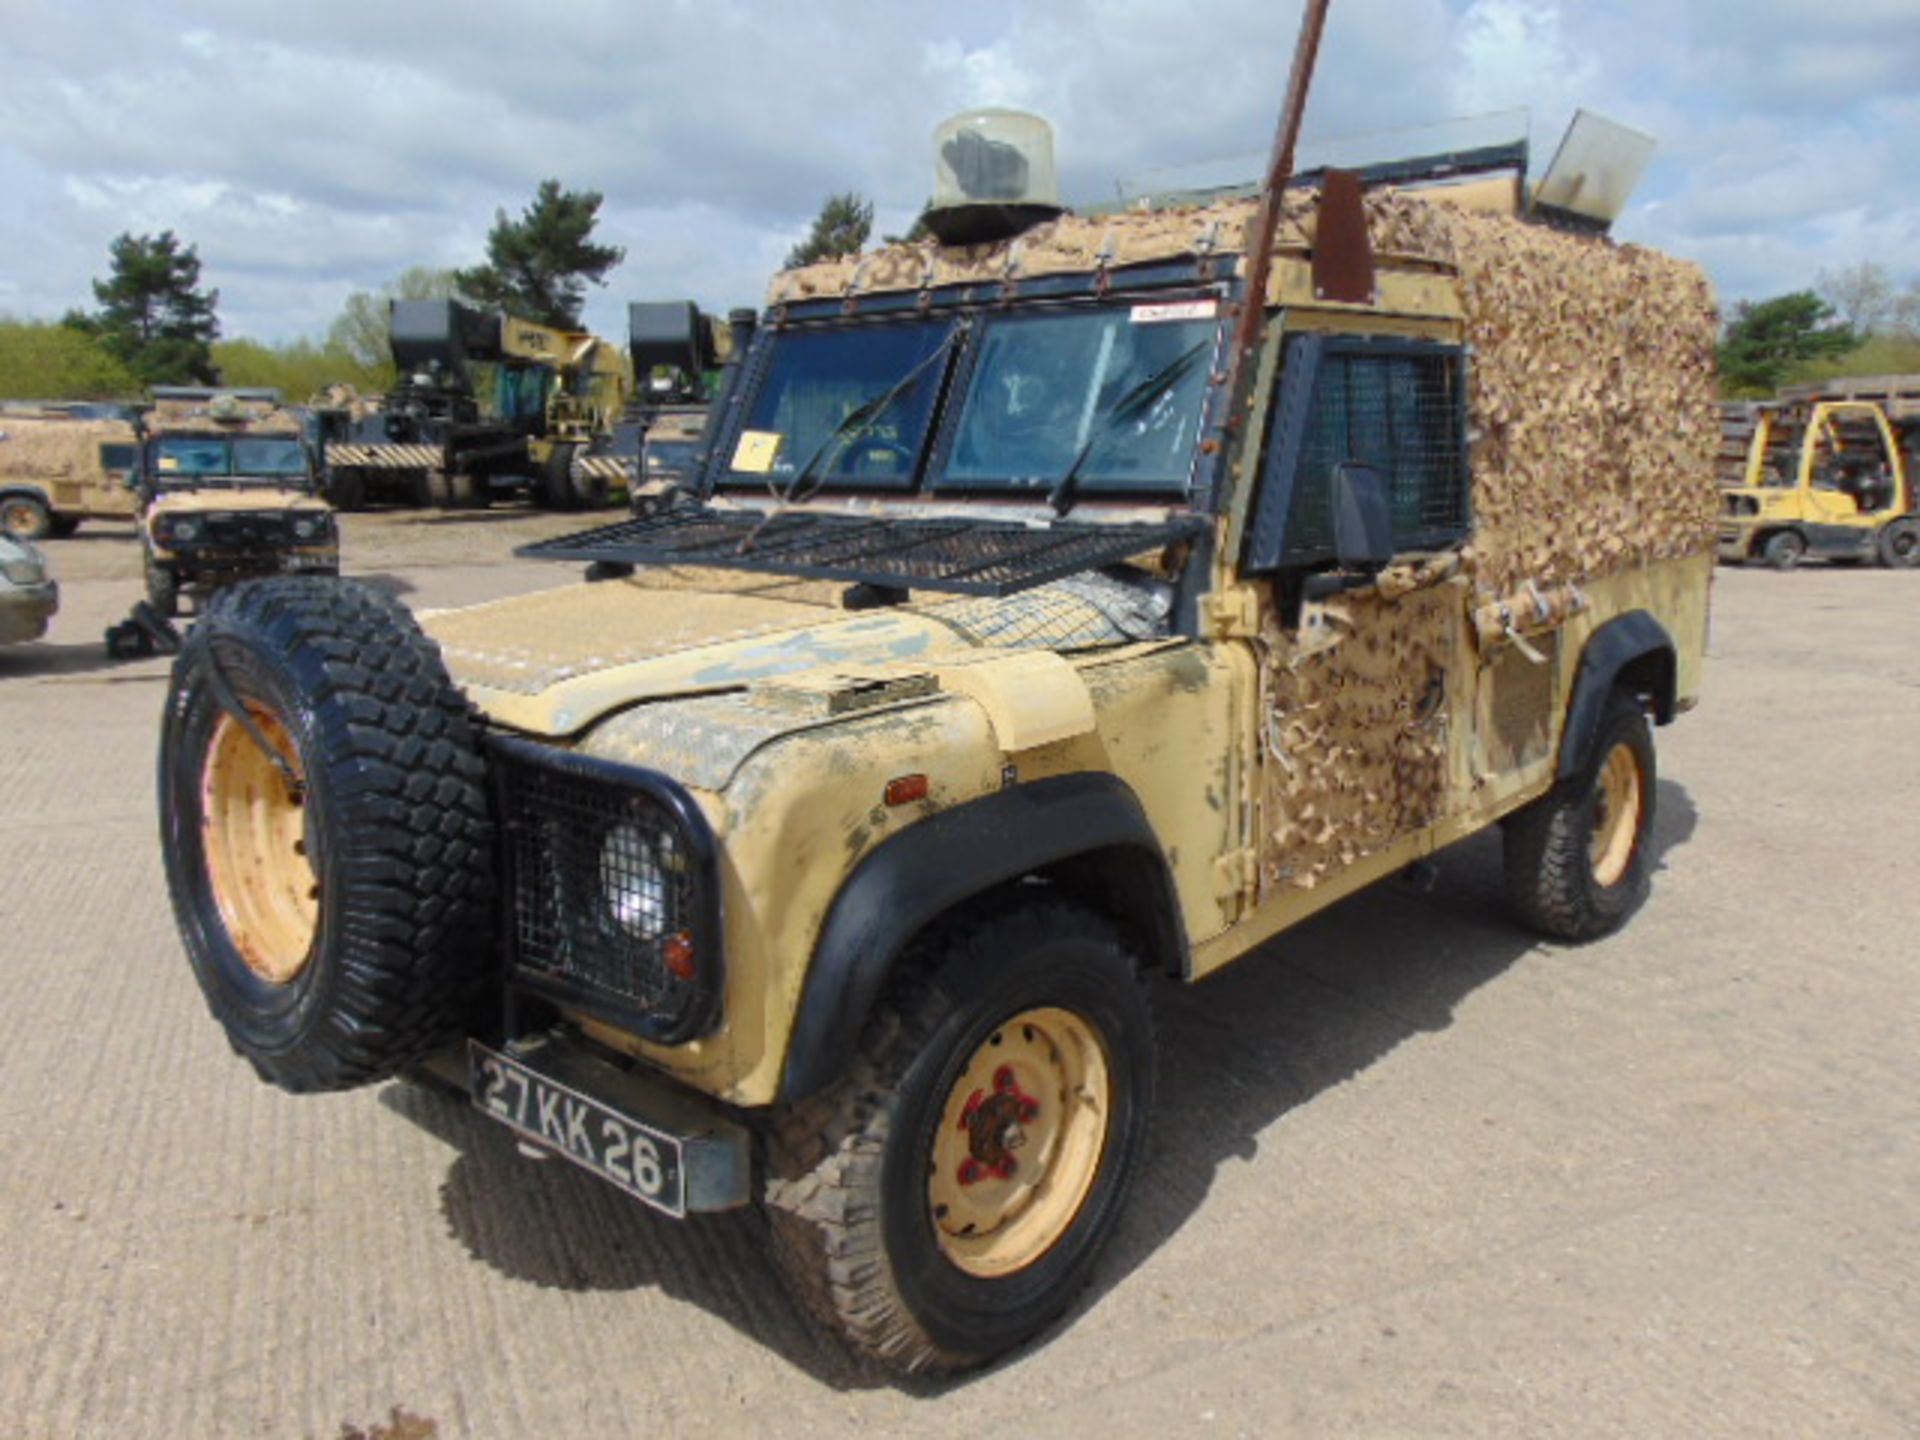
159, 576, 494, 1093
764, 897, 1154, 1374
1, 493, 53, 541
144, 552, 180, 618
1760, 529, 1806, 570
539, 445, 589, 510
1878, 517, 1920, 569
327, 468, 367, 512
1504, 690, 1656, 942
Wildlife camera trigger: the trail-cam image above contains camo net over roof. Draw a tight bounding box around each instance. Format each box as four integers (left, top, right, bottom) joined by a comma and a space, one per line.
777, 192, 1717, 900
772, 190, 1722, 600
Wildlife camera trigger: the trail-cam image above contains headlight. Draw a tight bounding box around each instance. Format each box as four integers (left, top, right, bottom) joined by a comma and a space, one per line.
598, 821, 674, 941
291, 515, 321, 541
1, 557, 43, 585
492, 735, 719, 1043
164, 516, 201, 543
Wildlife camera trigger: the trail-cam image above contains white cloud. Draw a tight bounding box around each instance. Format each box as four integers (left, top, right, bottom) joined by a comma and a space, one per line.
1, 0, 1915, 343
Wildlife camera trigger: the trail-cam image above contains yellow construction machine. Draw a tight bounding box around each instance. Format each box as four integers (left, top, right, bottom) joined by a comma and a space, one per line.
1717, 379, 1920, 569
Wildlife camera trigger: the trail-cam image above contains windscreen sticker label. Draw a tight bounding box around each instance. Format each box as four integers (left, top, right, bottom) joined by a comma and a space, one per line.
732, 430, 783, 474
157, 456, 179, 471
1131, 299, 1218, 325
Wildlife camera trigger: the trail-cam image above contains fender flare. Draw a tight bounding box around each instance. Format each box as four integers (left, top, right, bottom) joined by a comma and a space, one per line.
780, 772, 1182, 1102
1557, 610, 1677, 780
0, 483, 52, 505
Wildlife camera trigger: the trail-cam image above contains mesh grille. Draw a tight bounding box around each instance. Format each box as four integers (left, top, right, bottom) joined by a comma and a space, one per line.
493, 740, 715, 1040
203, 513, 292, 547
1280, 345, 1468, 565
518, 507, 1207, 597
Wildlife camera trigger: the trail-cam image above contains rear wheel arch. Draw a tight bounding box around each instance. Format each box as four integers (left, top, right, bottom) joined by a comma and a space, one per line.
1557, 611, 1675, 781
779, 773, 1184, 1103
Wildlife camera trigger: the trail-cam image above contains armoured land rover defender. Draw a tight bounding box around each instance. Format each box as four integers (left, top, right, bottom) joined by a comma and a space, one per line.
155, 114, 1717, 1371
137, 388, 338, 616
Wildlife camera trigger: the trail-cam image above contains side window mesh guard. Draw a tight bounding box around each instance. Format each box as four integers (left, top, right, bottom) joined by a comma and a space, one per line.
1245, 334, 1470, 572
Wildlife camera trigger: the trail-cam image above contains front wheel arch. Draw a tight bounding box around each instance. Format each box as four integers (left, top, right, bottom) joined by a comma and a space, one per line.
780, 773, 1184, 1103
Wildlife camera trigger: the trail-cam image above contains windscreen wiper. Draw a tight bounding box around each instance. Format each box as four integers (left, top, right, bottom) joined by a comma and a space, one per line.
1047, 338, 1212, 517
777, 322, 968, 506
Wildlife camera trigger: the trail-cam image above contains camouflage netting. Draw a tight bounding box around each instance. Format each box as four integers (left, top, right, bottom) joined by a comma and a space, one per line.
771, 190, 1720, 894
1257, 583, 1456, 889
770, 189, 1722, 599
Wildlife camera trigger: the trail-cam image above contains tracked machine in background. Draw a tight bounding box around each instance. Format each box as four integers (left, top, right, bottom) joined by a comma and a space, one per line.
318, 300, 631, 511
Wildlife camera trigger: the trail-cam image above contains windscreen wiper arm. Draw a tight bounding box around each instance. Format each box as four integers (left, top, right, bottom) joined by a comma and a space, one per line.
1047, 338, 1212, 517
778, 322, 967, 506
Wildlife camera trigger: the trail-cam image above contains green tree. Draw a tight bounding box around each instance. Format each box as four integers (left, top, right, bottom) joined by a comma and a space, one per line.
882, 203, 935, 247
327, 267, 461, 378
0, 319, 140, 399
454, 180, 624, 329
211, 337, 385, 400
786, 192, 874, 268
1717, 291, 1857, 396
65, 230, 220, 384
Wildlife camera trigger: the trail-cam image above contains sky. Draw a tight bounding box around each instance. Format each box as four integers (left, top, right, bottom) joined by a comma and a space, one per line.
2, 0, 1917, 345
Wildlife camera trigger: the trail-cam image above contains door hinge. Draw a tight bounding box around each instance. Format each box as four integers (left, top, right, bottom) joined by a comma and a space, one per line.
1201, 587, 1261, 638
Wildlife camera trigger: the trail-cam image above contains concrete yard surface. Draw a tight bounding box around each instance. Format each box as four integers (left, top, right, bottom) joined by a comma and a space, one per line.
0, 518, 1915, 1438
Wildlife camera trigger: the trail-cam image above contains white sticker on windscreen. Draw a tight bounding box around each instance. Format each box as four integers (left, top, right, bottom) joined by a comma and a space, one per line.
1130, 299, 1218, 324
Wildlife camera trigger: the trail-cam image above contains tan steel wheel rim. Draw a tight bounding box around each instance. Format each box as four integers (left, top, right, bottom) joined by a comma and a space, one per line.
1589, 742, 1643, 889
201, 707, 318, 984
927, 1006, 1112, 1279
2, 503, 37, 537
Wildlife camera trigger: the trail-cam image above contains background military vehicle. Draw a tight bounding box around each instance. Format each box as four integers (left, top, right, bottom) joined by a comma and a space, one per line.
1716, 379, 1920, 568
136, 388, 338, 617
153, 19, 1718, 1378
0, 401, 142, 540
319, 301, 630, 511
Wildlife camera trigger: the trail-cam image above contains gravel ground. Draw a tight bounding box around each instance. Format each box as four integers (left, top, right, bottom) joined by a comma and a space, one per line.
1, 519, 1915, 1439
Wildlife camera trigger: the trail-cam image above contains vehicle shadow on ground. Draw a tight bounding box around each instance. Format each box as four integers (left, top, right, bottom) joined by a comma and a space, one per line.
384, 780, 1698, 1395
0, 638, 171, 681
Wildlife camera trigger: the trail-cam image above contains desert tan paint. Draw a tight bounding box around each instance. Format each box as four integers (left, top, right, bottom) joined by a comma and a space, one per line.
432, 186, 1717, 1108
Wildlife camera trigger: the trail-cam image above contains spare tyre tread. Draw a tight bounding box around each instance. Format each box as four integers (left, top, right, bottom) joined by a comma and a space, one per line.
161, 577, 493, 1093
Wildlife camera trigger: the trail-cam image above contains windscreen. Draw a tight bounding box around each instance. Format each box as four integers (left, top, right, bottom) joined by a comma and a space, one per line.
720, 320, 955, 491
152, 435, 308, 482
940, 302, 1218, 495
232, 438, 308, 476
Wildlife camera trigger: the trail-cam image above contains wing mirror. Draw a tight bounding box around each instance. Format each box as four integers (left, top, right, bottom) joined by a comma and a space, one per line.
1331, 461, 1393, 573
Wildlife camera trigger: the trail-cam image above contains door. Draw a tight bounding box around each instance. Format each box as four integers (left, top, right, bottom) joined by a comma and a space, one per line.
1242, 331, 1473, 895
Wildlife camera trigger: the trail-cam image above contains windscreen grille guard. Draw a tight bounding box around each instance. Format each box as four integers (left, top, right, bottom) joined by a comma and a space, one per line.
516, 506, 1208, 598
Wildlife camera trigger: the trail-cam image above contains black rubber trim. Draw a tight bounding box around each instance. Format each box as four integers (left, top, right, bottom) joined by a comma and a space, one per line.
1557, 610, 1676, 779
781, 773, 1179, 1102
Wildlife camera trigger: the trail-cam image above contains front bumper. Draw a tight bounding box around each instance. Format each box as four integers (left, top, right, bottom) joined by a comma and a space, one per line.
156, 547, 338, 583
419, 1031, 752, 1214
0, 580, 58, 644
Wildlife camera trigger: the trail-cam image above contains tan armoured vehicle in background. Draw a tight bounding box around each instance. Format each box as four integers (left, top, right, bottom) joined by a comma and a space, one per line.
0, 402, 142, 539
136, 388, 337, 616
154, 98, 1717, 1374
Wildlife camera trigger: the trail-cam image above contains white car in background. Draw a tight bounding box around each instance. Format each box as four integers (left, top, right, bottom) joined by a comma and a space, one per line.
0, 532, 58, 644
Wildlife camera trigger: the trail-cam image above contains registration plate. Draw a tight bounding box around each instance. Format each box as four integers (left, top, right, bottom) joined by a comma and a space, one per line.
469, 1041, 686, 1216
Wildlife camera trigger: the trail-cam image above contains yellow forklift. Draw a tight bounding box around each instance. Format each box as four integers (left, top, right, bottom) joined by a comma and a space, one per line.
1718, 386, 1919, 569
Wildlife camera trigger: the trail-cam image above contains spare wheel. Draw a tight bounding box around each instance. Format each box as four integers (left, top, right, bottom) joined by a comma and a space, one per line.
159, 576, 494, 1092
